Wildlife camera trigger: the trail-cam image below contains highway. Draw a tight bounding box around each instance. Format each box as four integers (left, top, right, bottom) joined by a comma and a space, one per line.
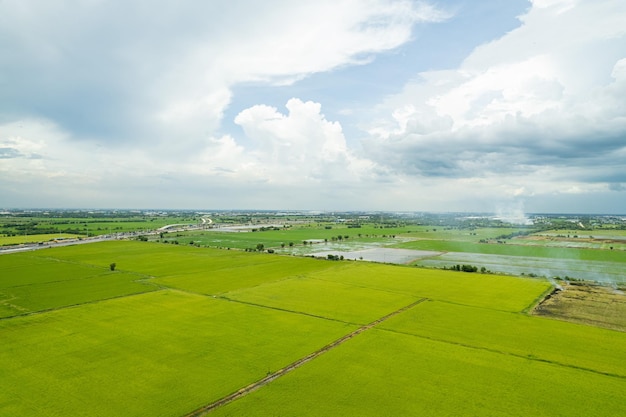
0, 218, 213, 255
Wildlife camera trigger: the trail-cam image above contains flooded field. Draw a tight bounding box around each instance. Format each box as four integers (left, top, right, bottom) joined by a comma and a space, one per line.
414, 252, 626, 284
310, 247, 441, 264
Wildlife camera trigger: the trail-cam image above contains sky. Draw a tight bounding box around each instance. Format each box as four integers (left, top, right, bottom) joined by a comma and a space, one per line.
1, 0, 625, 214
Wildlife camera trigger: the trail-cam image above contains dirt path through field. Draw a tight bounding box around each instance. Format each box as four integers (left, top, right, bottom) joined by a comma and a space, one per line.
183, 297, 428, 417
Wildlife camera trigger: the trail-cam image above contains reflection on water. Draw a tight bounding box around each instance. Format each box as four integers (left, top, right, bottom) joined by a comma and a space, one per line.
309, 247, 441, 264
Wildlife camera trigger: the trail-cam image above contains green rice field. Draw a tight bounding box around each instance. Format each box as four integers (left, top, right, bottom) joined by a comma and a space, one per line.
0, 215, 195, 239
0, 233, 81, 246
1, 240, 625, 416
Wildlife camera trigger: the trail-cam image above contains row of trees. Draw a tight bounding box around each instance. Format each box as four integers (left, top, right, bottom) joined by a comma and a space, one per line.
443, 264, 488, 273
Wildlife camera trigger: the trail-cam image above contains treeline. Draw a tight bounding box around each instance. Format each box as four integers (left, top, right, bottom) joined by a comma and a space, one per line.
479, 230, 536, 243
443, 264, 488, 273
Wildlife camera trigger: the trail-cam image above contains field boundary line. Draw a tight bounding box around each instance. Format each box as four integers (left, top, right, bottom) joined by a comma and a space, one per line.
183, 297, 429, 417
2, 269, 153, 290
0, 287, 164, 321
523, 284, 557, 313
216, 295, 357, 325
377, 327, 626, 380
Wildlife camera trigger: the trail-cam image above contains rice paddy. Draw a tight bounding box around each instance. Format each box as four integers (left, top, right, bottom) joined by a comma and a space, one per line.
0, 234, 624, 416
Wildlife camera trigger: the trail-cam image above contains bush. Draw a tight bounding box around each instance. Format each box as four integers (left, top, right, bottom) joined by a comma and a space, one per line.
461, 264, 478, 273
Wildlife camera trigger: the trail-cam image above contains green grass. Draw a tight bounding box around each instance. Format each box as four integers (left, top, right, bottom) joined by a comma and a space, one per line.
0, 216, 193, 237
211, 329, 626, 417
25, 241, 338, 294
398, 226, 524, 242
540, 229, 626, 238
380, 300, 626, 377
0, 233, 80, 245
27, 241, 270, 279
0, 255, 111, 288
0, 302, 20, 317
0, 290, 356, 417
308, 262, 551, 312
0, 249, 159, 317
226, 275, 418, 323
152, 255, 335, 295
163, 223, 414, 249
0, 272, 155, 316
0, 240, 623, 416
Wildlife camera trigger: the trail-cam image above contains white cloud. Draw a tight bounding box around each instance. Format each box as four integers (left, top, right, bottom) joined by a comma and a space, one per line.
0, 0, 444, 146
0, 99, 384, 209
2, 0, 624, 213
530, 0, 577, 13
235, 98, 377, 183
0, 0, 450, 209
363, 0, 626, 205
428, 55, 563, 129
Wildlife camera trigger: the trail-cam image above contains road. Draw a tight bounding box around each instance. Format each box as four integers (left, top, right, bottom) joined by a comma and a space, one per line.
0, 218, 213, 255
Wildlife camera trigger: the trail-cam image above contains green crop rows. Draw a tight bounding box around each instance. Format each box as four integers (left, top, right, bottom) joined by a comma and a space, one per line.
1, 241, 625, 416
213, 328, 626, 417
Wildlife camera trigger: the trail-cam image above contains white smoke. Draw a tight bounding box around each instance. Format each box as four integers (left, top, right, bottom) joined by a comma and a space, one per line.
493, 201, 532, 225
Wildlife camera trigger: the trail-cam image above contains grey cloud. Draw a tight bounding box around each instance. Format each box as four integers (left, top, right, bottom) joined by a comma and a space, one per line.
1, 0, 438, 149
0, 2, 268, 142
360, 0, 626, 197
364, 100, 626, 183
0, 147, 22, 159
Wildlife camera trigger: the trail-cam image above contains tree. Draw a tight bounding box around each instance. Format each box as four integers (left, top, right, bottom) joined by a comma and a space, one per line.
110, 262, 116, 271
461, 264, 478, 273
256, 243, 264, 252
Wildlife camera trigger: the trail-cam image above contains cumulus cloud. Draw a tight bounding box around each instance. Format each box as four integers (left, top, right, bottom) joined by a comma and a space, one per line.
234, 98, 377, 183
0, 0, 443, 147
2, 0, 624, 213
0, 99, 384, 209
0, 0, 450, 209
364, 0, 626, 203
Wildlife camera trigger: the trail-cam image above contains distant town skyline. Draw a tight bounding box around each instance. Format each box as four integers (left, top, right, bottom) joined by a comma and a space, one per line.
1, 0, 625, 214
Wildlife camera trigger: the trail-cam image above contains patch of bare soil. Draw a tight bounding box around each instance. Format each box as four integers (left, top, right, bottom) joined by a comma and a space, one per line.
533, 281, 626, 332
